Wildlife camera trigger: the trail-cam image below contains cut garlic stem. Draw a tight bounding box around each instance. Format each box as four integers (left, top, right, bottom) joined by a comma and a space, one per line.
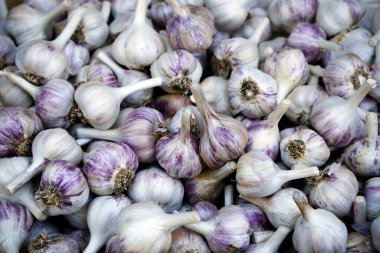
113, 77, 162, 102
96, 51, 125, 79
164, 211, 200, 228
212, 161, 237, 181
365, 112, 378, 140
307, 75, 320, 88
76, 127, 120, 142
134, 0, 149, 25
353, 196, 367, 225
315, 40, 342, 52
179, 109, 192, 139
282, 166, 319, 181
190, 83, 215, 125
292, 191, 311, 218
266, 99, 291, 127
252, 230, 274, 243
224, 185, 233, 206
41, 0, 71, 23
52, 9, 83, 49
347, 79, 377, 109
248, 17, 270, 44
0, 70, 39, 99
308, 65, 325, 77
0, 0, 7, 18
100, 0, 111, 21
76, 138, 92, 146
5, 160, 44, 194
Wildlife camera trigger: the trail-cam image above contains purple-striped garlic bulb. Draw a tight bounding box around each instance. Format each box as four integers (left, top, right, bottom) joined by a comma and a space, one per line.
35, 160, 89, 216
190, 83, 248, 169
0, 107, 43, 157
75, 61, 118, 87
83, 141, 139, 195
156, 108, 203, 178
243, 226, 291, 253
0, 35, 16, 68
169, 227, 211, 253
238, 202, 271, 232
192, 201, 218, 221
150, 0, 173, 27
105, 235, 123, 253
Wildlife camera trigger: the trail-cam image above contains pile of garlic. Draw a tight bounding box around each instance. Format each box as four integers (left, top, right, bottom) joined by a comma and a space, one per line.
0, 0, 380, 252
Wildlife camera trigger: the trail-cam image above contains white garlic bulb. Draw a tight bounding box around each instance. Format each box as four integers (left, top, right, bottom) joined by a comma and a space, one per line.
292, 191, 348, 253
364, 177, 380, 221
169, 227, 211, 253
64, 40, 90, 76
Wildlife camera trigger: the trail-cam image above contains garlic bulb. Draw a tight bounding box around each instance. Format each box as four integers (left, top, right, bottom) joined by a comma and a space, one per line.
1, 69, 74, 128
105, 235, 123, 253
83, 141, 139, 195
75, 78, 162, 130
84, 195, 132, 253
186, 205, 250, 253
212, 18, 270, 79
0, 107, 43, 157
5, 128, 82, 194
264, 47, 309, 103
322, 53, 371, 99
24, 221, 59, 247
288, 22, 342, 62
190, 83, 248, 169
69, 230, 90, 252
112, 0, 164, 69
77, 107, 167, 163
151, 50, 203, 94
111, 0, 138, 17
75, 61, 118, 87
241, 188, 304, 229
150, 0, 173, 28
310, 79, 376, 149
0, 199, 33, 253
243, 226, 291, 253
109, 12, 134, 38
183, 161, 236, 204
316, 0, 365, 36
344, 112, 380, 177
228, 65, 278, 118
238, 202, 270, 232
169, 227, 211, 253
280, 127, 330, 167
149, 93, 192, 119
27, 232, 80, 253
0, 35, 16, 68
258, 37, 287, 62
156, 108, 203, 178
15, 9, 83, 85
35, 160, 89, 216
292, 191, 348, 252
0, 74, 33, 108
364, 177, 380, 221
127, 166, 184, 212
117, 202, 200, 252
24, 0, 61, 12
268, 0, 318, 32
285, 74, 329, 125
307, 163, 359, 217
192, 201, 218, 221
166, 0, 214, 53
236, 151, 319, 197
65, 193, 93, 229
370, 8, 380, 46
372, 216, 380, 251
6, 0, 71, 45
64, 40, 90, 76
233, 8, 271, 42
243, 99, 291, 160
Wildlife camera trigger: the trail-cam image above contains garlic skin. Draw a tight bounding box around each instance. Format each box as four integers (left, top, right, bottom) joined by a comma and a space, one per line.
344, 112, 380, 177
150, 0, 173, 28
238, 203, 270, 232
316, 0, 365, 37
292, 191, 348, 253
243, 226, 291, 253
127, 166, 184, 212
0, 75, 33, 108
27, 232, 80, 253
105, 235, 123, 253
258, 37, 287, 63
268, 0, 318, 32
364, 177, 380, 221
84, 195, 132, 253
285, 74, 328, 125
117, 202, 200, 253
280, 127, 330, 167
0, 35, 16, 68
35, 160, 89, 216
24, 0, 61, 12
233, 8, 271, 42
166, 0, 214, 53
112, 0, 164, 69
264, 47, 309, 103
69, 230, 90, 252
149, 93, 192, 119
183, 161, 236, 205
307, 163, 359, 217
0, 107, 43, 157
192, 201, 218, 221
64, 40, 90, 76
83, 141, 139, 195
372, 216, 380, 252
0, 199, 34, 253
310, 79, 376, 149
346, 232, 375, 253
191, 83, 248, 169
151, 50, 202, 94
236, 151, 319, 198
169, 227, 211, 253
75, 61, 118, 87
65, 193, 93, 229
228, 65, 277, 119
186, 205, 250, 253
323, 53, 370, 99
6, 128, 83, 194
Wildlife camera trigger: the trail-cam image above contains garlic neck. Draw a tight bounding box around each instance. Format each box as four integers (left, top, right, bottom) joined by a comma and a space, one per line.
239, 195, 268, 210
133, 0, 149, 25
266, 99, 291, 128
248, 17, 270, 45
353, 196, 367, 225
365, 112, 378, 140
0, 70, 39, 99
212, 161, 237, 181
166, 0, 187, 16
41, 0, 71, 24
114, 78, 163, 102
260, 226, 291, 252
186, 219, 215, 236
101, 1, 111, 21
224, 185, 234, 206
83, 235, 103, 253
307, 75, 320, 89
76, 127, 122, 143
52, 10, 84, 50
292, 191, 311, 219
179, 109, 193, 140
347, 79, 376, 110
163, 211, 201, 229
315, 40, 342, 52
308, 65, 325, 77
190, 83, 217, 126
97, 51, 126, 80
282, 166, 319, 182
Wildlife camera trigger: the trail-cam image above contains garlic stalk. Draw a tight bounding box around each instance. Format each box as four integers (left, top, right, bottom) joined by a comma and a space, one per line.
243, 226, 291, 253
112, 0, 164, 69
183, 161, 236, 205
190, 83, 248, 169
169, 227, 211, 253
84, 195, 132, 253
364, 177, 380, 221
370, 42, 380, 101
251, 230, 275, 244
236, 151, 319, 197
258, 37, 287, 63
75, 77, 162, 130
233, 8, 271, 42
352, 196, 371, 235
117, 202, 200, 252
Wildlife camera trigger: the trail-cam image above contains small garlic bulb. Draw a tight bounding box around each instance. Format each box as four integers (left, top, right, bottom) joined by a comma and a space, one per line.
35, 160, 89, 216
228, 65, 278, 119
169, 227, 211, 253
117, 202, 200, 252
83, 141, 139, 195
166, 0, 214, 53
307, 163, 359, 217
236, 151, 319, 197
127, 166, 184, 212
243, 226, 291, 253
75, 61, 118, 87
241, 188, 304, 229
264, 47, 309, 103
112, 0, 164, 69
292, 191, 348, 252
0, 35, 16, 68
238, 202, 270, 232
280, 127, 330, 167
190, 83, 248, 169
364, 177, 380, 221
84, 195, 132, 253
344, 112, 380, 177
372, 216, 380, 251
64, 40, 90, 76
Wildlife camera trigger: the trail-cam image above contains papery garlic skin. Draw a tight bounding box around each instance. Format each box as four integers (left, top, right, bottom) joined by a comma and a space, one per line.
64, 40, 90, 75
75, 62, 118, 87
35, 160, 89, 216
280, 128, 330, 167
239, 203, 270, 232
364, 177, 380, 221
169, 227, 211, 253
127, 166, 184, 212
